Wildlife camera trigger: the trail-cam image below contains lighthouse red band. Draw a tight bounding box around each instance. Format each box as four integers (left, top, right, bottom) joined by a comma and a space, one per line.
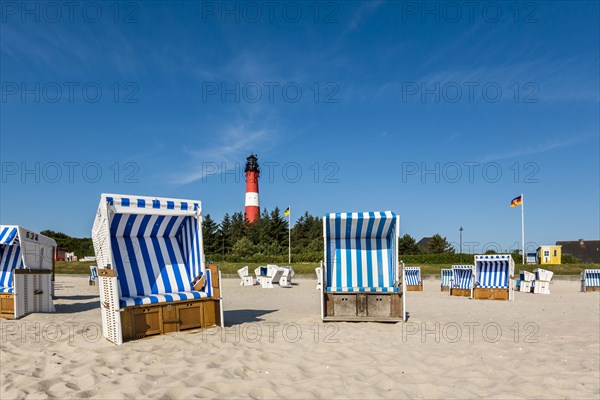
244, 154, 260, 223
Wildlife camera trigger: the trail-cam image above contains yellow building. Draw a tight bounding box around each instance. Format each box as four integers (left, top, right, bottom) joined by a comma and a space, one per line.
537, 245, 562, 264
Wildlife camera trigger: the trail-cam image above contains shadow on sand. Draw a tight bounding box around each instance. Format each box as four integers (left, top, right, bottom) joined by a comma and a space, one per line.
223, 309, 277, 326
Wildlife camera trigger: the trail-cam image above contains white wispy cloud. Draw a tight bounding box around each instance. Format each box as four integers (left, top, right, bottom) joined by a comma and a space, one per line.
481, 134, 594, 162
172, 121, 275, 185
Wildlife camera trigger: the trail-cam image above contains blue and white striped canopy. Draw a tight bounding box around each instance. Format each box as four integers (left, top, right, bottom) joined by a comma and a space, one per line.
101, 194, 206, 302
0, 226, 23, 292
474, 255, 513, 288
441, 269, 452, 287
452, 265, 474, 289
324, 211, 399, 292
405, 267, 421, 286
584, 269, 600, 287
0, 226, 18, 246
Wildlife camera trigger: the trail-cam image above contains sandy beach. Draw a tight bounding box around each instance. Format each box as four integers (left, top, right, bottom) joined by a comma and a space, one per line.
1, 276, 598, 399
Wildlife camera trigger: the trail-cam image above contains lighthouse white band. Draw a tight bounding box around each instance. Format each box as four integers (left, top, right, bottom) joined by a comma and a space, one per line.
245, 192, 259, 207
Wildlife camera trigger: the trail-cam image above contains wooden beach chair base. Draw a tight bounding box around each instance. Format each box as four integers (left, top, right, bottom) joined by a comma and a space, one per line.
473, 288, 509, 300
406, 284, 423, 292
0, 294, 15, 319
121, 298, 221, 341
440, 286, 449, 292
322, 292, 403, 322
585, 286, 600, 292
450, 288, 471, 297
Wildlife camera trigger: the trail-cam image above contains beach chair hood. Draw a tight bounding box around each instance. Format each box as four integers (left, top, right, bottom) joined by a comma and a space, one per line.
323, 211, 400, 292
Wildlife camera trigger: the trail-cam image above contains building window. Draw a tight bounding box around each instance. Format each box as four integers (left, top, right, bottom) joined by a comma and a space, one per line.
553, 250, 557, 257
544, 251, 549, 257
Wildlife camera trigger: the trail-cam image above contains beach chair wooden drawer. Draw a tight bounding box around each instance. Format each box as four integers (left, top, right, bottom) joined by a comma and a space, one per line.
176, 302, 203, 330
333, 294, 357, 316
0, 294, 14, 318
473, 288, 509, 300
450, 288, 471, 297
367, 295, 391, 317
131, 307, 163, 338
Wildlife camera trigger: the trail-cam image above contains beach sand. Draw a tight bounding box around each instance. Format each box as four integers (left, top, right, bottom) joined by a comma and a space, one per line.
1, 277, 598, 399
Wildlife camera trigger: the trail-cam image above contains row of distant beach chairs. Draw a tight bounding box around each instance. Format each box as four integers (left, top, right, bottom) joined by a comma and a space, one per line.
439, 266, 555, 296
2, 194, 600, 345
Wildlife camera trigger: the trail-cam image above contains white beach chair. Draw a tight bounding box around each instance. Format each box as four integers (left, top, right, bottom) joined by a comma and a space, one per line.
473, 254, 515, 301
91, 194, 224, 344
315, 266, 322, 290
0, 226, 56, 319
450, 265, 474, 297
519, 270, 535, 293
405, 266, 423, 291
533, 268, 553, 294
321, 211, 405, 322
581, 269, 600, 292
237, 266, 255, 286
255, 265, 284, 288
279, 266, 294, 288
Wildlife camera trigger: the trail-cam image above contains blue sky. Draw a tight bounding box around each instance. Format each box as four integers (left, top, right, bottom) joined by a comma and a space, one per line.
1, 1, 598, 253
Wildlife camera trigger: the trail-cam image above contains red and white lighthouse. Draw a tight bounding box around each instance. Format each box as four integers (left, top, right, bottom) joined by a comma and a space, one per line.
244, 154, 260, 223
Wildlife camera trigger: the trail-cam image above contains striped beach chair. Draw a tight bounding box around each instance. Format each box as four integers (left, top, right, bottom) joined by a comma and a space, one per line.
321, 211, 405, 321
473, 254, 515, 301
0, 226, 56, 319
91, 194, 224, 344
450, 265, 474, 297
581, 269, 600, 292
440, 268, 452, 291
405, 266, 423, 291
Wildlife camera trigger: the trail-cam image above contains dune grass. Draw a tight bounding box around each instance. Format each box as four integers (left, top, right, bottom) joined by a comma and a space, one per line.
55, 260, 598, 276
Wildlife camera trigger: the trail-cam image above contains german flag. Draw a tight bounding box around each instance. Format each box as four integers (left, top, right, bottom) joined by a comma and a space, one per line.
510, 195, 522, 207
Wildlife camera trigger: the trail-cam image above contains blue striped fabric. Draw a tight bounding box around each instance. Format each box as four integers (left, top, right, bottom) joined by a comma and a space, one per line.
120, 269, 213, 307
475, 255, 512, 288
405, 267, 421, 285
326, 286, 399, 293
324, 211, 398, 292
452, 265, 473, 289
0, 287, 14, 293
104, 196, 208, 306
584, 269, 600, 287
441, 269, 452, 287
106, 196, 199, 212
0, 226, 18, 246
0, 244, 22, 290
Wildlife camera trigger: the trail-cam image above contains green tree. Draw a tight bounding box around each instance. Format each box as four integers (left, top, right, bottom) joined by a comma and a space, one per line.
202, 214, 220, 255
398, 234, 420, 255
231, 237, 257, 259
426, 234, 455, 254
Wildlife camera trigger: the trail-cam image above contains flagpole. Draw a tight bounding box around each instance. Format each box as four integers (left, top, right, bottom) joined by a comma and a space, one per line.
288, 205, 291, 264
521, 193, 525, 264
